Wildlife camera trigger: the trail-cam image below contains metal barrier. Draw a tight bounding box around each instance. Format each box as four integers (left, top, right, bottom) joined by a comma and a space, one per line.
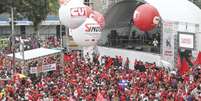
100, 38, 160, 54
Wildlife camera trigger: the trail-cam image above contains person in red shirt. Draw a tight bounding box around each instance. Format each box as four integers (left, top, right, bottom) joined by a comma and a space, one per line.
120, 93, 126, 101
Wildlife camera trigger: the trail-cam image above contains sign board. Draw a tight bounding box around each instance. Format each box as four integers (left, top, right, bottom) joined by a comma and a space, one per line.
179, 32, 195, 49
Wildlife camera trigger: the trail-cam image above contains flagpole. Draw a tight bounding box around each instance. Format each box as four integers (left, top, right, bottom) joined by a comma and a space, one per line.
20, 37, 25, 73
59, 21, 64, 75
11, 3, 16, 77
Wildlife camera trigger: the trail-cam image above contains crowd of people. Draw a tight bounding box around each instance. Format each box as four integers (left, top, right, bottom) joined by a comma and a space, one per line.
0, 35, 60, 55
42, 36, 60, 48
0, 50, 200, 101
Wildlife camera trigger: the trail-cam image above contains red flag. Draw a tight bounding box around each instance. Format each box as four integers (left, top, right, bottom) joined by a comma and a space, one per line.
176, 52, 181, 69
64, 54, 74, 62
64, 54, 70, 62
104, 58, 113, 70
96, 92, 105, 101
179, 58, 190, 75
69, 79, 77, 85
194, 51, 201, 65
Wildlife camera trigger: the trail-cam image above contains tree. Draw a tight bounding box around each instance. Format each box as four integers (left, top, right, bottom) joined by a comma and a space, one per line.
16, 0, 49, 32
0, 0, 58, 32
48, 0, 60, 15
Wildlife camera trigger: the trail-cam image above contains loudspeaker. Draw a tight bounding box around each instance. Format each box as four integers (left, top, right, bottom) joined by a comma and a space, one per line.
20, 25, 26, 39
56, 25, 66, 39
84, 0, 90, 6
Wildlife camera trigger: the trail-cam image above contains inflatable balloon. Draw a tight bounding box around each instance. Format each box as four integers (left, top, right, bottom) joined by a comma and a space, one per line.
58, 0, 65, 5
59, 1, 91, 29
133, 4, 160, 31
58, 0, 83, 6
89, 11, 105, 29
71, 18, 102, 46
85, 6, 93, 17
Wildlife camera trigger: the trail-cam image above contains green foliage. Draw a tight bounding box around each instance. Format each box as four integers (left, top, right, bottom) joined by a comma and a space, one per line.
17, 0, 49, 31
48, 0, 60, 15
0, 0, 11, 14
0, 0, 59, 31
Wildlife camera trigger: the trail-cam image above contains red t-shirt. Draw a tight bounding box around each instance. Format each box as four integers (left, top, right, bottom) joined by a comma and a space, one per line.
120, 94, 126, 101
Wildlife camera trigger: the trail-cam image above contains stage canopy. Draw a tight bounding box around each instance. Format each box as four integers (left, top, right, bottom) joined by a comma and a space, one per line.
104, 0, 201, 29
146, 0, 201, 24
7, 48, 61, 60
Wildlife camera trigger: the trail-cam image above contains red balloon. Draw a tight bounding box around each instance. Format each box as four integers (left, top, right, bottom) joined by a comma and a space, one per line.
133, 4, 160, 31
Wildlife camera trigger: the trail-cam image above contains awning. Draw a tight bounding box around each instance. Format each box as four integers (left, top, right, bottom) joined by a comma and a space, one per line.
7, 48, 61, 60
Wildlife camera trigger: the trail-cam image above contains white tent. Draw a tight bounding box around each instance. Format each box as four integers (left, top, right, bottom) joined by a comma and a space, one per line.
7, 48, 61, 60
145, 0, 201, 24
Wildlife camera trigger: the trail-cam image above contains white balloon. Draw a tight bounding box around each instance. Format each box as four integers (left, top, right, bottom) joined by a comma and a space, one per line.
59, 1, 88, 29
71, 18, 102, 47
59, 0, 83, 6
89, 10, 105, 29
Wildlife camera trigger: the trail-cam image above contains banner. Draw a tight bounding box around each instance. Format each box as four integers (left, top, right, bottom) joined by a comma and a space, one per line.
162, 21, 178, 66
30, 63, 56, 74
30, 66, 37, 74
43, 63, 57, 72
118, 80, 129, 91
179, 33, 194, 49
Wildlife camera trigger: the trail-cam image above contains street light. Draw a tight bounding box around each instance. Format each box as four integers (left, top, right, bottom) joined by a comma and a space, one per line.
11, 7, 15, 72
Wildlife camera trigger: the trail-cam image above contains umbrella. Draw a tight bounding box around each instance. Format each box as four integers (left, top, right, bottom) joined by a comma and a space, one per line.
16, 73, 27, 79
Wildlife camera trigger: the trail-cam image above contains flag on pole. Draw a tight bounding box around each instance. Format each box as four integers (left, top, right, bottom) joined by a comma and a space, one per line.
179, 58, 190, 75
103, 58, 113, 70
194, 51, 201, 65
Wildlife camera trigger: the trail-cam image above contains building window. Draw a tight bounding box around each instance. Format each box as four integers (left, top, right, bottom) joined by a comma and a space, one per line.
84, 0, 93, 8
84, 0, 90, 6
